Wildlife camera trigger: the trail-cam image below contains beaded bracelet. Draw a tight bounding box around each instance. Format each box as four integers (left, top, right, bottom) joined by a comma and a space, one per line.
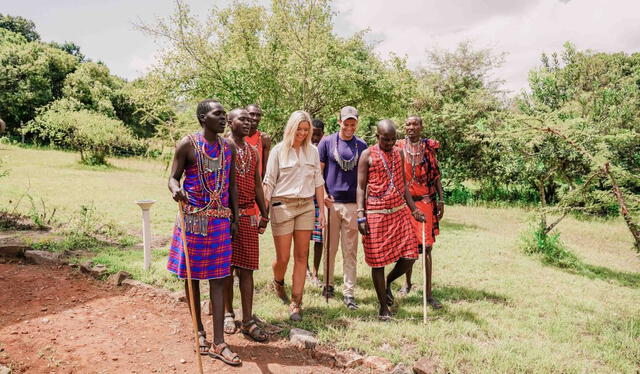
357, 217, 367, 224
260, 216, 270, 223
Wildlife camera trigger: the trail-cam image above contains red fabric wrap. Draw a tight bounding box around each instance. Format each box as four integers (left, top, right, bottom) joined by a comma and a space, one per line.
362, 145, 418, 267
397, 138, 441, 245
232, 143, 260, 270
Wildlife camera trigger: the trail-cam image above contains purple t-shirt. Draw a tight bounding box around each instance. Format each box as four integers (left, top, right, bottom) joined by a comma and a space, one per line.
318, 133, 368, 203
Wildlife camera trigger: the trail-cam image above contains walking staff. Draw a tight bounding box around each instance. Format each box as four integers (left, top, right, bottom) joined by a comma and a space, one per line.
177, 204, 204, 374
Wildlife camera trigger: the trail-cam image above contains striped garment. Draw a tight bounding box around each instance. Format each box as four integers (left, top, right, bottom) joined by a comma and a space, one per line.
312, 199, 323, 243
167, 133, 232, 280
231, 144, 260, 270
362, 145, 418, 268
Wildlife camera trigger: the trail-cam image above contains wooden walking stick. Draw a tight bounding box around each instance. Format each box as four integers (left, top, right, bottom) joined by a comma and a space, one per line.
324, 207, 331, 303
177, 202, 205, 374
422, 221, 428, 324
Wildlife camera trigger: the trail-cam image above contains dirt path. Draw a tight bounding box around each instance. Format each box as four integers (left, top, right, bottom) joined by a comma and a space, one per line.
0, 262, 340, 373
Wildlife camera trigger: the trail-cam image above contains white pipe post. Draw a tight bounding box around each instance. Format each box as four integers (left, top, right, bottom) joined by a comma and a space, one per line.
135, 200, 156, 271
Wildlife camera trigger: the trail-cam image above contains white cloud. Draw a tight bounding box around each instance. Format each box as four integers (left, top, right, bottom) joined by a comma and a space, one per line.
334, 0, 640, 94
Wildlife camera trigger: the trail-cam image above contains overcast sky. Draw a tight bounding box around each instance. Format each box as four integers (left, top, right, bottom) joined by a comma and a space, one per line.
4, 0, 640, 94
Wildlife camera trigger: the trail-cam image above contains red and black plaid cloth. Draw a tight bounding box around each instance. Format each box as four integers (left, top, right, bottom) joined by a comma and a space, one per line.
362, 145, 418, 268
397, 138, 441, 245
167, 133, 232, 280
232, 145, 260, 270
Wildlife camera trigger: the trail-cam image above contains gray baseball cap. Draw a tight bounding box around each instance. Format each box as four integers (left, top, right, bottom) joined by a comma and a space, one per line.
340, 106, 359, 121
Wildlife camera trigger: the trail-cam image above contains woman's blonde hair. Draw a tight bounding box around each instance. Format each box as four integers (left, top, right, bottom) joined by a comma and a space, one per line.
280, 110, 312, 159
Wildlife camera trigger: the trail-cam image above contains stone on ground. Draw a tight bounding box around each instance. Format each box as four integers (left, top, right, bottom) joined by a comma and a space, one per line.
24, 250, 61, 265
0, 242, 30, 257
107, 270, 131, 286
289, 328, 317, 349
363, 355, 394, 372
413, 356, 437, 374
334, 350, 364, 368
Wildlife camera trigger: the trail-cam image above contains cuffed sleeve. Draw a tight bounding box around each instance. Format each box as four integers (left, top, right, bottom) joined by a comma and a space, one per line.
262, 145, 279, 201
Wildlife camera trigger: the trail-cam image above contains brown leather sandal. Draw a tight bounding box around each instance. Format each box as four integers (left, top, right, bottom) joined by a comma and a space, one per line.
224, 313, 237, 334
208, 342, 241, 366
196, 330, 210, 355
241, 319, 268, 342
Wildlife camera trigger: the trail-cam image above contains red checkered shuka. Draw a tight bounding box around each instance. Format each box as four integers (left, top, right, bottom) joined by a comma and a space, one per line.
362, 145, 418, 268
397, 138, 441, 245
232, 143, 260, 270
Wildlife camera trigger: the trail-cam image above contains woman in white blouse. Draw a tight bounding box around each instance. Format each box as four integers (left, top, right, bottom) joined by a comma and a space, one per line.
263, 110, 326, 321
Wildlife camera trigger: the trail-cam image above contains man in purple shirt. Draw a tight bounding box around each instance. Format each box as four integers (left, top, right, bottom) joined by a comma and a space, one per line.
318, 106, 368, 310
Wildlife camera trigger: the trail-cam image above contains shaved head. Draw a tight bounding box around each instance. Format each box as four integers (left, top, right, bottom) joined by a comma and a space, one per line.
228, 108, 248, 121
376, 119, 397, 151
377, 119, 397, 135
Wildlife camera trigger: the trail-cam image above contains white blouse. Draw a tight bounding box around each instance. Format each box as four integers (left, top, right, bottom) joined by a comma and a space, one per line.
263, 142, 325, 201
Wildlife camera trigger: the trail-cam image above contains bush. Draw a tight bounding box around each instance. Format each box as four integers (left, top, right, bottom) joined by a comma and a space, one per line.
23, 105, 141, 165
521, 225, 582, 269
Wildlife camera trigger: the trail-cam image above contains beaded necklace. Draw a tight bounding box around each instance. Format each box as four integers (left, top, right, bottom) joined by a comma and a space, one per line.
368, 145, 399, 199
403, 138, 425, 181
333, 134, 359, 171
234, 139, 253, 176
188, 133, 226, 212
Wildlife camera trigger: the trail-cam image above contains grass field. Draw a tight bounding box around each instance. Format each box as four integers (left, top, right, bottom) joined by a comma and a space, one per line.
2, 143, 639, 373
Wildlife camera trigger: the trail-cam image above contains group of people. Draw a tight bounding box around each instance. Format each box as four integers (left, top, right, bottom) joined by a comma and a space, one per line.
166, 100, 444, 366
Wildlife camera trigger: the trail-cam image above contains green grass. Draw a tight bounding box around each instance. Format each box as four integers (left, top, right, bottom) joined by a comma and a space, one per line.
2, 143, 640, 373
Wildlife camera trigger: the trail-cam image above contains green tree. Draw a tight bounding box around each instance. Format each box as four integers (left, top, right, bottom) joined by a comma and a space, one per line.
516, 43, 640, 251
0, 14, 40, 42
0, 40, 78, 132
411, 41, 509, 184
140, 0, 412, 141
23, 104, 140, 165
49, 41, 85, 62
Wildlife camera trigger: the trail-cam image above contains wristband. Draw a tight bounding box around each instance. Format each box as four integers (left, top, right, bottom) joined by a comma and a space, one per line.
356, 208, 365, 213
260, 216, 270, 223
357, 217, 367, 224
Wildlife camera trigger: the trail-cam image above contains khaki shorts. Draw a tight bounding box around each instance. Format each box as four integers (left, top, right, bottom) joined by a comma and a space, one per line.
270, 197, 315, 236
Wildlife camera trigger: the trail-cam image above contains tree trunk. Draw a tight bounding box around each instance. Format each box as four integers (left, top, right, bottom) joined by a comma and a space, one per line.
537, 180, 547, 232
604, 163, 640, 252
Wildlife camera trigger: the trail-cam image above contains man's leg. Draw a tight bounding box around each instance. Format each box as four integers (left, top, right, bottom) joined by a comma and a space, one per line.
424, 245, 442, 309
402, 262, 414, 295
185, 279, 211, 354
385, 258, 416, 305
312, 241, 323, 277
223, 272, 234, 315
184, 279, 203, 331
209, 278, 241, 364
371, 267, 390, 318
322, 205, 341, 297
339, 202, 359, 308
236, 268, 254, 324
222, 269, 237, 334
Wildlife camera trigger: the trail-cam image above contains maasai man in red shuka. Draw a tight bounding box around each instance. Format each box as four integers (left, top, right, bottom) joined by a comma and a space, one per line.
396, 115, 445, 309
356, 119, 425, 321
244, 104, 271, 179
222, 108, 269, 342
167, 99, 241, 366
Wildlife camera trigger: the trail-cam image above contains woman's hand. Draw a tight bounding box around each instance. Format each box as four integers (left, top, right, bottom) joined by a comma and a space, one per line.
318, 210, 326, 228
